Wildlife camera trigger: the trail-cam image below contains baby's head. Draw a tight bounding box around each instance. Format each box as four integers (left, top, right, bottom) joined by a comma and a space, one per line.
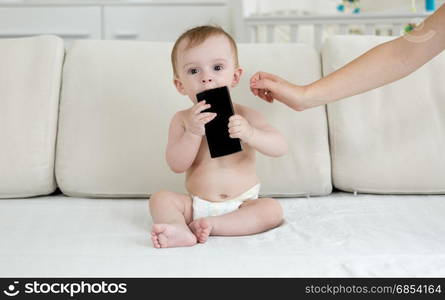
171, 25, 242, 103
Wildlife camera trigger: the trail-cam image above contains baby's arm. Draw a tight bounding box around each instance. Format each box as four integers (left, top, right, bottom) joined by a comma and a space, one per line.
166, 102, 216, 173
229, 106, 288, 157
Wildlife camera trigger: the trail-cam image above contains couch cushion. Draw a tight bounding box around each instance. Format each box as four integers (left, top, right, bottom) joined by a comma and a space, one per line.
235, 43, 331, 196
57, 40, 331, 198
322, 35, 445, 194
0, 35, 64, 198
56, 40, 186, 198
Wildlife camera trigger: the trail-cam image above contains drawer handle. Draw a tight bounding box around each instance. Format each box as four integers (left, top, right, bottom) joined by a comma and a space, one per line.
114, 32, 139, 39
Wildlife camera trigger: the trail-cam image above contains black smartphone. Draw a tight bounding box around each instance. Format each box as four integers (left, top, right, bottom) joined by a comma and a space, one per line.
196, 86, 242, 158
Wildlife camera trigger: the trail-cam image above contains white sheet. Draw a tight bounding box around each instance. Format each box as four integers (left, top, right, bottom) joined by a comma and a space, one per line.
1, 193, 444, 277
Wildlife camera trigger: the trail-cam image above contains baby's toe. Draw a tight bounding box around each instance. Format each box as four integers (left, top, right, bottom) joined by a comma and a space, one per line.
151, 236, 160, 248
192, 222, 201, 233
199, 219, 209, 229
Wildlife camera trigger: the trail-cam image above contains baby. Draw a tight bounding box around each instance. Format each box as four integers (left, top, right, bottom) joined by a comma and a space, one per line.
149, 25, 288, 248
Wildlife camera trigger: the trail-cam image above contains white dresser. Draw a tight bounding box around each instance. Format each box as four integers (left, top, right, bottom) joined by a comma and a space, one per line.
0, 0, 235, 44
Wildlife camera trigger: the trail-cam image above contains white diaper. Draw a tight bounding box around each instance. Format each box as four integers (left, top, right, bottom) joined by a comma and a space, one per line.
192, 183, 261, 220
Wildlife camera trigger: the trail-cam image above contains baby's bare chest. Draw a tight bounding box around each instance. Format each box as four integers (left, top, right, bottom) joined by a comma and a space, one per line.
192, 140, 254, 168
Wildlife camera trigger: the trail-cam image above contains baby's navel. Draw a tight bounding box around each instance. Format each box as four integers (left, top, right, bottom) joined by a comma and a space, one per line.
220, 194, 228, 199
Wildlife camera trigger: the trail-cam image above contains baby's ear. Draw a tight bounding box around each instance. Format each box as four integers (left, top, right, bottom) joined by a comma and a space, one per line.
231, 67, 243, 88
173, 77, 187, 95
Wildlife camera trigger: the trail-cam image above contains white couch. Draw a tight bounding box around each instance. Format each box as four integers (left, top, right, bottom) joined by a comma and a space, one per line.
1, 35, 444, 277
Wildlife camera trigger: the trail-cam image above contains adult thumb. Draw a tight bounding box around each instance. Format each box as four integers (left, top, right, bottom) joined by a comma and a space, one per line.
253, 78, 276, 92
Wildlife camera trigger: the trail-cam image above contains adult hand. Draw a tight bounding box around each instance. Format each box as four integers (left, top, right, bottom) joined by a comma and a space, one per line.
250, 71, 309, 111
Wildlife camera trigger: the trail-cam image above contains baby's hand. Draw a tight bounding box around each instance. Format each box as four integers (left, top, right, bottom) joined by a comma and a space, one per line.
184, 101, 216, 136
228, 115, 254, 143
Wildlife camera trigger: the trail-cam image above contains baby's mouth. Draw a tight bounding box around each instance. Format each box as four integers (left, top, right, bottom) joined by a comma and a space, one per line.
198, 85, 221, 94
195, 86, 225, 102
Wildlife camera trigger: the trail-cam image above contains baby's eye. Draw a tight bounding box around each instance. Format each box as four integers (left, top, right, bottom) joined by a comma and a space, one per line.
214, 65, 224, 71
188, 68, 199, 75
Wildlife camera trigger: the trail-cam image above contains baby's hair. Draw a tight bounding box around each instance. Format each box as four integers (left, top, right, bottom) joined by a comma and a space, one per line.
171, 25, 239, 77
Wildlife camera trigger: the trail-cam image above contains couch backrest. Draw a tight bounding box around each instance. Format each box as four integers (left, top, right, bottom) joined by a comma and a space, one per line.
323, 35, 445, 194
235, 43, 332, 197
55, 40, 332, 198
0, 35, 64, 198
3, 34, 444, 199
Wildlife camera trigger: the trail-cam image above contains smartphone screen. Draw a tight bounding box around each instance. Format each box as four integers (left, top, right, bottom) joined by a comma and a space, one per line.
196, 86, 242, 158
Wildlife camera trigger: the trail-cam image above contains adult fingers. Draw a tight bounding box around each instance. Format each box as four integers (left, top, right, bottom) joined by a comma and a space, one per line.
250, 86, 259, 97
265, 92, 274, 103
250, 71, 277, 84
251, 78, 277, 92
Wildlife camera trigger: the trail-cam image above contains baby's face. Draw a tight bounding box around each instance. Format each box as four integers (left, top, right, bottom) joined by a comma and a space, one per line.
174, 35, 242, 103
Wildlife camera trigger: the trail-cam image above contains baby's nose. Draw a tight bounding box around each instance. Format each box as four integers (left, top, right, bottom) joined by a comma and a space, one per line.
202, 78, 213, 83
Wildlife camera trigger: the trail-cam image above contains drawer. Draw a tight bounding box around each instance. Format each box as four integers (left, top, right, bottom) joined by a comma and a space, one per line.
0, 7, 102, 40
104, 5, 231, 41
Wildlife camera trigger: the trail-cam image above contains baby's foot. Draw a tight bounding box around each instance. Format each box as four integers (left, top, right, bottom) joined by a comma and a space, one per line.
189, 218, 213, 243
151, 223, 197, 248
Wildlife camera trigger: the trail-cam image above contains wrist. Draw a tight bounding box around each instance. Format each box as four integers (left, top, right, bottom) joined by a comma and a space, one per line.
184, 128, 203, 139
300, 82, 331, 110
290, 84, 312, 111
243, 126, 255, 145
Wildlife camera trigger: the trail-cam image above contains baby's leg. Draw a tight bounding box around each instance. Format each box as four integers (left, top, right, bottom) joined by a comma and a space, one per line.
149, 190, 196, 248
189, 198, 283, 242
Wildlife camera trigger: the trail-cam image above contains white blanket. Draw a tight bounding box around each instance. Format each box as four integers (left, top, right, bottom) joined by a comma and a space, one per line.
1, 193, 444, 277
